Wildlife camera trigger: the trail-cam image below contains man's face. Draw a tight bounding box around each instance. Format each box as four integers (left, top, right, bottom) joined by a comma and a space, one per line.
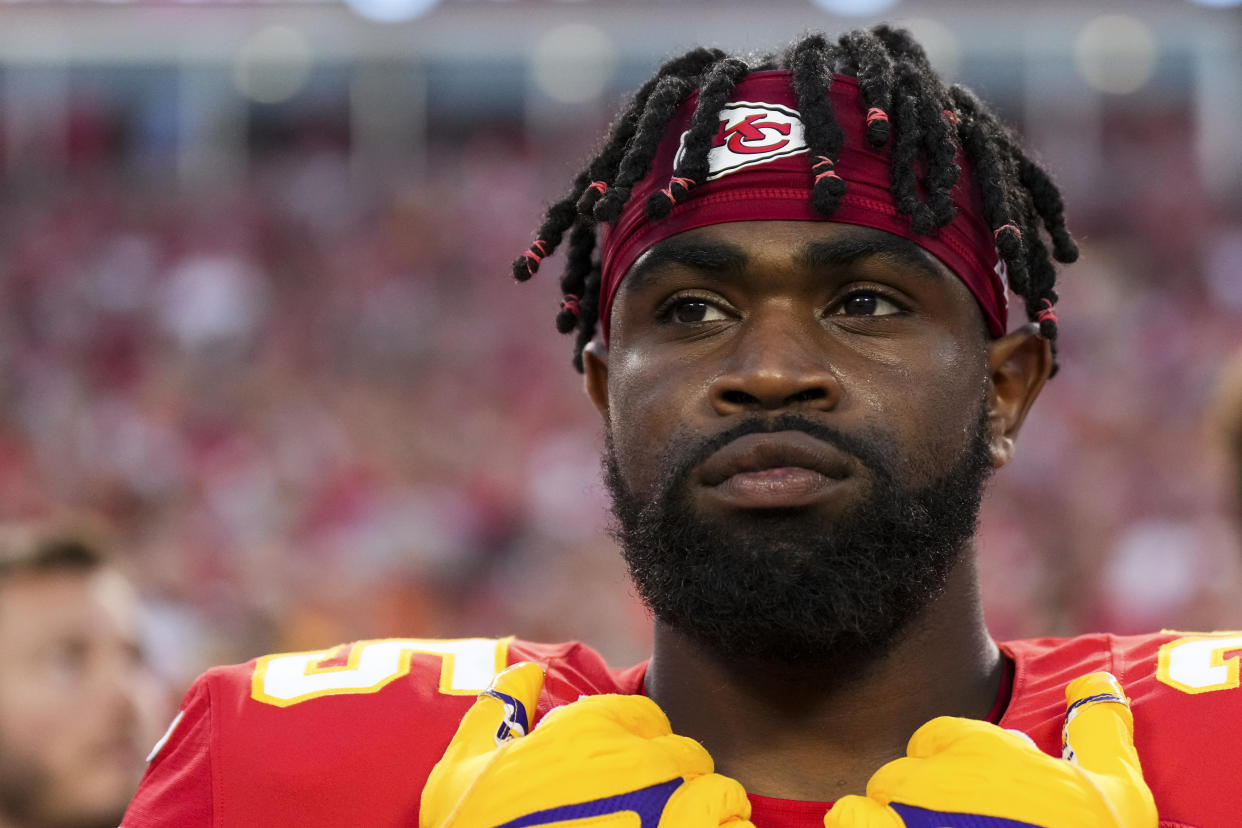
0, 568, 165, 828
590, 220, 1006, 666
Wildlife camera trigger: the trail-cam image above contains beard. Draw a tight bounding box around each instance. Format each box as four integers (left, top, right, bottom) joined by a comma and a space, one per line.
604, 404, 994, 671
0, 758, 128, 828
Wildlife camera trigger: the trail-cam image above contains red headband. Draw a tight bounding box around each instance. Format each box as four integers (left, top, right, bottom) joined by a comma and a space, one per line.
597, 71, 1008, 344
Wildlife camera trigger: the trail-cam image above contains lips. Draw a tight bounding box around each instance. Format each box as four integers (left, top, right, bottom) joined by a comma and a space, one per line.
697, 430, 853, 485
690, 430, 856, 510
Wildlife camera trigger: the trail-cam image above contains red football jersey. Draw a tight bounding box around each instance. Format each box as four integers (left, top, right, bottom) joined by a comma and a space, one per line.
123, 631, 1242, 828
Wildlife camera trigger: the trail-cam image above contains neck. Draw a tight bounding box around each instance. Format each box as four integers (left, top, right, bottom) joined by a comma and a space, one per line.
644, 554, 1001, 801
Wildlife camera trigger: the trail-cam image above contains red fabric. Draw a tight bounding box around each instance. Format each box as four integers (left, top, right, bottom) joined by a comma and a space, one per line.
598, 71, 1006, 345
122, 639, 646, 827
124, 632, 1238, 827
749, 793, 835, 828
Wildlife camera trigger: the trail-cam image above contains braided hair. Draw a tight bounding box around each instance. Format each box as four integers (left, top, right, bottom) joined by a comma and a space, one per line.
514, 26, 1077, 375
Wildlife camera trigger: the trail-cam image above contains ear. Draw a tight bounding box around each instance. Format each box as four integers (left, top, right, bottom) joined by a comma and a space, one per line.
582, 340, 610, 420
986, 325, 1052, 468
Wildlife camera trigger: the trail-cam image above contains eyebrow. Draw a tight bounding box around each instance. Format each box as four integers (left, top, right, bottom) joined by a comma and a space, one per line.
795, 235, 947, 282
622, 241, 748, 294
622, 230, 948, 296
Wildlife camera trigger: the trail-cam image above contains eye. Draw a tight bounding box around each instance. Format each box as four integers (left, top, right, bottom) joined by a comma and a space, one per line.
831, 290, 904, 317
664, 297, 730, 325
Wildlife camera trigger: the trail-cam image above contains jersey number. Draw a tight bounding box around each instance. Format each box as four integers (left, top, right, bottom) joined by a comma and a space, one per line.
251, 637, 511, 707
1156, 632, 1242, 695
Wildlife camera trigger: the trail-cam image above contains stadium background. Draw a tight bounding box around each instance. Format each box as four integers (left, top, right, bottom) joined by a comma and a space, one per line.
0, 0, 1239, 692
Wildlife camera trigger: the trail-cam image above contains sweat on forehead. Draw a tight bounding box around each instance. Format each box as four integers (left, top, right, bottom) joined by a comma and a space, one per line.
596, 71, 1007, 346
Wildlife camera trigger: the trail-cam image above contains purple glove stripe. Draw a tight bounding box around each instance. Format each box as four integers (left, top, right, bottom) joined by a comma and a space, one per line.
482, 689, 530, 741
890, 803, 1043, 827
492, 778, 683, 828
1064, 692, 1126, 719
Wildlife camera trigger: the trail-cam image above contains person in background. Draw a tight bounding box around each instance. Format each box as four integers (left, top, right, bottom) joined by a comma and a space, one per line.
1213, 348, 1242, 527
0, 520, 166, 828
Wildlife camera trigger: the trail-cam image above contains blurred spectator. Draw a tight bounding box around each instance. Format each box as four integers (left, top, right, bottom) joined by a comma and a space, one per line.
0, 520, 167, 828
1212, 348, 1242, 525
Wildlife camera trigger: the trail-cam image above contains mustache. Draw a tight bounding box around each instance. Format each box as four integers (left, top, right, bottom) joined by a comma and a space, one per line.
657, 413, 894, 494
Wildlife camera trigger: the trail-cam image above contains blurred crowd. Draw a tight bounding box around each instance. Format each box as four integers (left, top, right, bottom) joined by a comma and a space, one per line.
0, 103, 1239, 697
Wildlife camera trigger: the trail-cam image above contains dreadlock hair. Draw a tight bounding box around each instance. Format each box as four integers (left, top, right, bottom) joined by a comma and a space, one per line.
515, 26, 1078, 374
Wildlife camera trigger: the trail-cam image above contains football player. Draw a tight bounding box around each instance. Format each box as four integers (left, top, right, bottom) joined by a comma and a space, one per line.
125, 26, 1235, 828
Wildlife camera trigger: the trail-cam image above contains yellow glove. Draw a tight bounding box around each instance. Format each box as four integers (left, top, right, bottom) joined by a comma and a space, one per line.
420, 662, 755, 828
824, 672, 1156, 828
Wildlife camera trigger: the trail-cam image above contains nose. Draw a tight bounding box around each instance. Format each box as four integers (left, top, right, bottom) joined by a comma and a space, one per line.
93, 643, 148, 727
708, 313, 840, 415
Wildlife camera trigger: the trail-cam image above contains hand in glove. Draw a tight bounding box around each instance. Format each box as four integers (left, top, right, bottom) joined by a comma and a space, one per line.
824, 672, 1156, 828
421, 662, 755, 828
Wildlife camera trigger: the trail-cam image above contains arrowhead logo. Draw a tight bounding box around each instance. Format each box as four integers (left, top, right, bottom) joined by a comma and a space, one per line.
674, 101, 808, 181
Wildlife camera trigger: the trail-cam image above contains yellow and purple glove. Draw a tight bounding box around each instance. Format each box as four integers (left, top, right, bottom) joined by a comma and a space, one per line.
824, 672, 1156, 828
420, 662, 755, 828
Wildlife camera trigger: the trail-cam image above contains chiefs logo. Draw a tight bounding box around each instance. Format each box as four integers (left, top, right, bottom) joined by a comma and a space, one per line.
674, 101, 808, 181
